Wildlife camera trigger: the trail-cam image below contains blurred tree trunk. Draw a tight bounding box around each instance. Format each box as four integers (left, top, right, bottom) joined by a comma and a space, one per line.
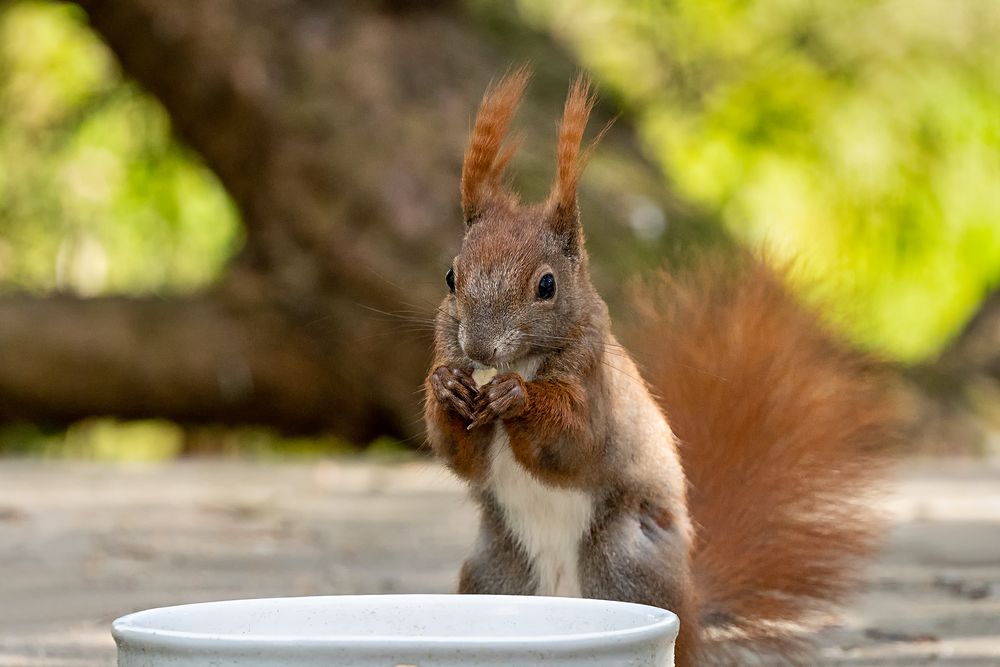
906, 285, 1000, 453
936, 286, 1000, 381
0, 0, 723, 441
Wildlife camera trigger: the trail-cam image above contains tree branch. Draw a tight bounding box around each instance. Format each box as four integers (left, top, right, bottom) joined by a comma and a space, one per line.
0, 292, 407, 437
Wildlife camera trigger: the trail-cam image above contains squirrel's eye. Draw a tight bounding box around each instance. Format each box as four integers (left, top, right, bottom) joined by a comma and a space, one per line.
446, 267, 456, 293
537, 273, 556, 300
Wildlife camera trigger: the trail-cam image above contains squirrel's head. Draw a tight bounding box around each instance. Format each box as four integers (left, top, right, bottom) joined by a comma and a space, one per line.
443, 68, 606, 368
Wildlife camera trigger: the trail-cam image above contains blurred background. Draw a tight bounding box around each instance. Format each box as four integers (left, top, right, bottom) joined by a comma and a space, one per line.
0, 0, 997, 456
2, 2, 1000, 665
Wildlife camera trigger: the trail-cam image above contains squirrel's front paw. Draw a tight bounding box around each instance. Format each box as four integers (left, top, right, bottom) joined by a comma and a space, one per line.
430, 365, 478, 422
468, 372, 527, 430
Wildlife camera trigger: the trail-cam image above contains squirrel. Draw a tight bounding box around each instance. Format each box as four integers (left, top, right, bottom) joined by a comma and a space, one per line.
423, 68, 897, 666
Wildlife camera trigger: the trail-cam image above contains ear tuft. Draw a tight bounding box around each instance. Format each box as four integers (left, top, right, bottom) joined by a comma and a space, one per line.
549, 74, 613, 232
461, 66, 531, 224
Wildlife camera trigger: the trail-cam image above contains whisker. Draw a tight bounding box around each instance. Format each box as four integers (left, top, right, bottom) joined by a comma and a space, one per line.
353, 302, 459, 328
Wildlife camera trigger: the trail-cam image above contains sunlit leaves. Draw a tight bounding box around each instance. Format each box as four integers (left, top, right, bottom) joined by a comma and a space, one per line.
0, 2, 240, 295
518, 0, 1000, 361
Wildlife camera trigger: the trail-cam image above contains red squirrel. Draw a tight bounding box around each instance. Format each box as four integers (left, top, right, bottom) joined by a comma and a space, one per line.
423, 68, 896, 665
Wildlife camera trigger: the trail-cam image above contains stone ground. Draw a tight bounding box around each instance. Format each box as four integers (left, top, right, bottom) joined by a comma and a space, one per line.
1, 458, 999, 666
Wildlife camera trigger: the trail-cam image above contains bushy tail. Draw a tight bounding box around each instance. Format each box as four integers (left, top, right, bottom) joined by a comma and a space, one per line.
631, 253, 899, 663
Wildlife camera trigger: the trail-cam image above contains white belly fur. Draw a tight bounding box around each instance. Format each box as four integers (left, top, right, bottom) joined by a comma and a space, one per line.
481, 358, 593, 597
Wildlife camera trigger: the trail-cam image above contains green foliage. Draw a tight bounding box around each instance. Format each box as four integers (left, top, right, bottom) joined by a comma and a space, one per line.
0, 2, 243, 459
517, 0, 1000, 360
0, 419, 183, 460
0, 2, 239, 294
0, 418, 398, 461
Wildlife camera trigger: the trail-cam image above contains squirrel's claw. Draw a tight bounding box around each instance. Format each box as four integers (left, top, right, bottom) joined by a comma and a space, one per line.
431, 366, 478, 422
468, 372, 527, 430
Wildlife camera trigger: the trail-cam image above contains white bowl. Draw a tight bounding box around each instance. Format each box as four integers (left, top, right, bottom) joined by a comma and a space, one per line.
112, 594, 678, 666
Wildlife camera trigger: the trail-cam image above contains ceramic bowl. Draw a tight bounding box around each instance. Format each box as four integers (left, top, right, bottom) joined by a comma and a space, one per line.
112, 594, 678, 666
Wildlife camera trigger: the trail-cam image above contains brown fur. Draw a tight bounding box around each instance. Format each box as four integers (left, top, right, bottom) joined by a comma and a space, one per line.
426, 70, 898, 666
423, 381, 493, 480
505, 378, 599, 487
548, 74, 613, 235
631, 253, 898, 660
552, 75, 596, 213
460, 66, 530, 222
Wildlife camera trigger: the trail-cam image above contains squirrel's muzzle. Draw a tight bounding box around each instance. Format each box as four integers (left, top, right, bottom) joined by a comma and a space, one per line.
459, 313, 516, 366
460, 335, 499, 366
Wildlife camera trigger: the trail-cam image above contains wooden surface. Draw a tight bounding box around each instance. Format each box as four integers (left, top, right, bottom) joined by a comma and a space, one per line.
1, 458, 999, 666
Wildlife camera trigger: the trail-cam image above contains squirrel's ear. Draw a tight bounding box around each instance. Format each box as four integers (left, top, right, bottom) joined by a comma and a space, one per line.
547, 74, 612, 242
550, 203, 585, 259
461, 67, 531, 225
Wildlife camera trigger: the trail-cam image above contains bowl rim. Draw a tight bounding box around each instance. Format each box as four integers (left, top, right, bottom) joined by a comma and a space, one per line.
112, 594, 679, 654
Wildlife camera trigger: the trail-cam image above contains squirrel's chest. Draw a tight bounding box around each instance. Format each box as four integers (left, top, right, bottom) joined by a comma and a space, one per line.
487, 435, 593, 597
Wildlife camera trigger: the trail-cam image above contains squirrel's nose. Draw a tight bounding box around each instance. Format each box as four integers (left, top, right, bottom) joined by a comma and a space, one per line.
461, 336, 498, 366
467, 345, 497, 366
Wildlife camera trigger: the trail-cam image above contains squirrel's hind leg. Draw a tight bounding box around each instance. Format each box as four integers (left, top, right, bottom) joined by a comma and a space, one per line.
580, 504, 702, 667
457, 496, 537, 595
